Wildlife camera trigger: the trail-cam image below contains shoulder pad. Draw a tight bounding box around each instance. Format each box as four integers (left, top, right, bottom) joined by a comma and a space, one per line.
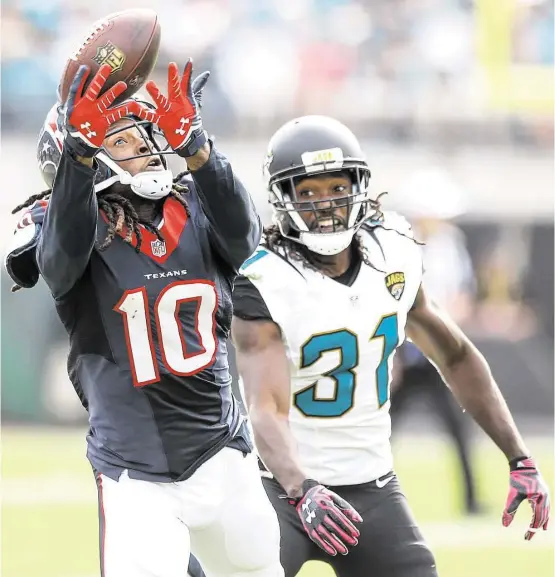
239, 243, 305, 287
363, 210, 415, 239
239, 246, 272, 275
178, 171, 194, 183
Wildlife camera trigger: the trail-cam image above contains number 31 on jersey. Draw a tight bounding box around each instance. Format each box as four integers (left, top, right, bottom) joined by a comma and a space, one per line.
294, 314, 399, 417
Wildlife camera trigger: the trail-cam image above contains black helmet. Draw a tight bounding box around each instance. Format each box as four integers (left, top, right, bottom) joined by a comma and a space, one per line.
263, 115, 375, 255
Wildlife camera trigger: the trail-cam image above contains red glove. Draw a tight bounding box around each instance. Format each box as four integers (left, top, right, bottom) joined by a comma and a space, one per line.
139, 60, 208, 158
503, 456, 550, 540
15, 199, 48, 230
288, 479, 362, 556
58, 64, 142, 158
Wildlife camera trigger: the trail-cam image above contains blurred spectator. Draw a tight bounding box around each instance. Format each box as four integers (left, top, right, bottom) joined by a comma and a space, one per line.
512, 0, 554, 65
391, 166, 484, 515
473, 227, 540, 340
2, 0, 552, 145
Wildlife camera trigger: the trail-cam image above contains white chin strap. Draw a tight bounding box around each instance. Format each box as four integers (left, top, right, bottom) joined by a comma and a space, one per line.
298, 229, 356, 255
94, 152, 173, 200
119, 169, 173, 199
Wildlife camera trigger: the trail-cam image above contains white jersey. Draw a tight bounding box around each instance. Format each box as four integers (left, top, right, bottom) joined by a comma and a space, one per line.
236, 212, 423, 486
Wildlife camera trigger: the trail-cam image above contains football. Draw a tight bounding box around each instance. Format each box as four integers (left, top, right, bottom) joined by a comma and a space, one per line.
58, 8, 161, 104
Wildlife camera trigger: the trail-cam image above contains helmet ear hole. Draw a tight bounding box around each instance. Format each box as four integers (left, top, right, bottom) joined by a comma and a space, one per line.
42, 164, 57, 189
276, 213, 291, 234
274, 210, 301, 236
37, 104, 64, 188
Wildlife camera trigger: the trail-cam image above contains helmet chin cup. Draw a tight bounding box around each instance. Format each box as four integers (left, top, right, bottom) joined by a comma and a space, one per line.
119, 170, 173, 200
276, 216, 356, 256
299, 229, 355, 255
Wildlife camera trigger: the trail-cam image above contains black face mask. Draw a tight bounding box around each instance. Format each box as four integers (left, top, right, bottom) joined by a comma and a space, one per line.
102, 115, 171, 165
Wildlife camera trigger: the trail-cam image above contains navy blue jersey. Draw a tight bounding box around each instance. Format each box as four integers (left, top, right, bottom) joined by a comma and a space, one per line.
36, 144, 260, 482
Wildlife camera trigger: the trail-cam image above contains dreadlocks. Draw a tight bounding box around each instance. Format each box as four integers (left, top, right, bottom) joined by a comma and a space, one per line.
11, 172, 191, 253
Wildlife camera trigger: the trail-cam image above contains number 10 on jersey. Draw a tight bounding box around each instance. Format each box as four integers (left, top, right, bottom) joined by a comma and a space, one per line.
115, 280, 218, 387
294, 314, 399, 417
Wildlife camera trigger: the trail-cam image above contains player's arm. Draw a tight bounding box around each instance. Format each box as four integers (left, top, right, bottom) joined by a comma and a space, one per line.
231, 269, 363, 555
232, 316, 306, 496
232, 314, 362, 556
139, 61, 261, 270
191, 144, 262, 271
406, 285, 527, 460
38, 65, 140, 299
406, 285, 550, 538
36, 147, 98, 299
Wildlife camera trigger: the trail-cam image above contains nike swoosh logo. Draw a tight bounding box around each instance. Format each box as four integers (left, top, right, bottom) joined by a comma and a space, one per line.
375, 476, 394, 488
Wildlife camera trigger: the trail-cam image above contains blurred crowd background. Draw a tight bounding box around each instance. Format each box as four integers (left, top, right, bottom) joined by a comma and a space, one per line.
2, 0, 554, 141
1, 0, 552, 428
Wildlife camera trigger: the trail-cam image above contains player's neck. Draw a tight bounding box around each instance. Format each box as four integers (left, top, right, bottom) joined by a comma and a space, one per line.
106, 183, 165, 224
131, 197, 164, 224
307, 244, 354, 278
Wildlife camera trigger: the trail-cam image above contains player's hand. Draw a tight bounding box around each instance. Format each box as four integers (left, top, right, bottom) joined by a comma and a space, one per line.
288, 479, 363, 556
5, 199, 48, 290
503, 456, 550, 540
58, 64, 142, 158
138, 60, 208, 158
15, 199, 48, 229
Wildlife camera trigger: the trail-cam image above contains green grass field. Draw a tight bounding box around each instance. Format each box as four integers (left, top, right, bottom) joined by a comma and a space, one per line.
2, 427, 553, 577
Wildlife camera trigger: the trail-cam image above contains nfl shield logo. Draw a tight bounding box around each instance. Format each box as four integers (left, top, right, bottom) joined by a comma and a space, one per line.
151, 239, 167, 257
93, 41, 126, 74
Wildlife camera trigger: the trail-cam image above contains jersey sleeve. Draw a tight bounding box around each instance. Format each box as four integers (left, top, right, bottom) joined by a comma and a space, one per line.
190, 142, 262, 272
232, 274, 274, 321
36, 148, 98, 299
233, 245, 307, 332
364, 211, 424, 311
389, 212, 423, 309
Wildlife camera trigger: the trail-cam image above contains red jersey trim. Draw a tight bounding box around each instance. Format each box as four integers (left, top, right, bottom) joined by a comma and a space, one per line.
100, 197, 188, 263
